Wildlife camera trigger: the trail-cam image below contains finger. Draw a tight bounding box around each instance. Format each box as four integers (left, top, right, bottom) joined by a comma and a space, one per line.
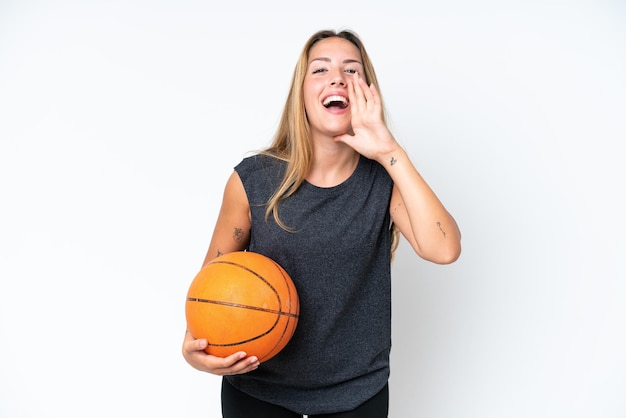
351, 72, 366, 107
357, 75, 374, 105
218, 352, 260, 375
222, 351, 249, 367
347, 76, 360, 115
191, 338, 208, 351
182, 332, 208, 354
233, 356, 260, 374
366, 81, 381, 108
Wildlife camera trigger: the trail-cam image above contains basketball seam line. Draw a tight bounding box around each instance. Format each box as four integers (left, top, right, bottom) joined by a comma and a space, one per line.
186, 297, 299, 318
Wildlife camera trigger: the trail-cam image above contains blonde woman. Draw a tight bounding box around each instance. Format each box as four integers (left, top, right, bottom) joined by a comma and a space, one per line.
182, 29, 461, 418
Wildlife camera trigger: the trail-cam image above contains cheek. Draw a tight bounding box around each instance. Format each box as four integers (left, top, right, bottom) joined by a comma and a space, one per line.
302, 79, 322, 109
302, 89, 318, 115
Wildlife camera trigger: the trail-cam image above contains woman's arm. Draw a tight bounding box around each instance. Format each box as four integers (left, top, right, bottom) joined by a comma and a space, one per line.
335, 73, 461, 264
201, 170, 252, 266
387, 150, 461, 264
182, 170, 259, 375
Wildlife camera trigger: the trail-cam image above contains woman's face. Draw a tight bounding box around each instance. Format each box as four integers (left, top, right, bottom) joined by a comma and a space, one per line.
303, 37, 364, 139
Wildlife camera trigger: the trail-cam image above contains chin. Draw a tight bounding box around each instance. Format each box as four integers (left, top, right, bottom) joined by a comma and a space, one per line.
327, 123, 353, 137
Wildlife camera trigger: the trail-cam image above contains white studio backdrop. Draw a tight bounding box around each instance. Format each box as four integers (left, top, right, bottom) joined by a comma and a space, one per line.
1, 1, 625, 417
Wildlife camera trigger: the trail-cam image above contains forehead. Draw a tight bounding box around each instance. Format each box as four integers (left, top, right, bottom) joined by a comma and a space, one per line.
308, 37, 362, 63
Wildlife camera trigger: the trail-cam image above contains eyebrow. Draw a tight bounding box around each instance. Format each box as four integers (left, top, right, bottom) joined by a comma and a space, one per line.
309, 57, 363, 66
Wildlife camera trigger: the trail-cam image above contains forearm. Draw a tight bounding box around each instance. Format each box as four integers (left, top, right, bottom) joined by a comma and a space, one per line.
382, 147, 461, 264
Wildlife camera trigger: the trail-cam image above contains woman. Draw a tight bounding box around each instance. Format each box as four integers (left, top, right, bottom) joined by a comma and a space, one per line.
182, 29, 461, 417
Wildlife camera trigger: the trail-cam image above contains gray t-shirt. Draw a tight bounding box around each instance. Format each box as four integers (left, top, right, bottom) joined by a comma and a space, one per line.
226, 153, 393, 415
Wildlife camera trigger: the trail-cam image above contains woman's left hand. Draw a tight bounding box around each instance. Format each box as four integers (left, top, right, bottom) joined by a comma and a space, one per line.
333, 73, 398, 162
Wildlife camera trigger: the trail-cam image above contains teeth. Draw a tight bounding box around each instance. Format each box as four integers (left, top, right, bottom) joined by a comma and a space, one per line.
323, 95, 347, 106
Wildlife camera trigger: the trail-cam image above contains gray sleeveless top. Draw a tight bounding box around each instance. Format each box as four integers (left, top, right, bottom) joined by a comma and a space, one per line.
226, 153, 393, 415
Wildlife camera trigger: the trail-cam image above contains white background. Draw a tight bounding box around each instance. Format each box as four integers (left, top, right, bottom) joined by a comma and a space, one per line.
1, 1, 625, 417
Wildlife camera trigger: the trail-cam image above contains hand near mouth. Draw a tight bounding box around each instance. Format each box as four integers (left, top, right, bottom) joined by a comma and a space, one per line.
333, 72, 400, 163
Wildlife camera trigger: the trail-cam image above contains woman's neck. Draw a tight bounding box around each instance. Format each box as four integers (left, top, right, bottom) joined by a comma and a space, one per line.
306, 141, 360, 187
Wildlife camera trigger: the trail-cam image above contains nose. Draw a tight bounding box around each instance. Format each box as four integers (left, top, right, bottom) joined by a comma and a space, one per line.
330, 71, 346, 87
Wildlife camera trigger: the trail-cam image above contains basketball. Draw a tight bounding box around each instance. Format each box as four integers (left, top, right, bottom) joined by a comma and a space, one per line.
185, 251, 299, 362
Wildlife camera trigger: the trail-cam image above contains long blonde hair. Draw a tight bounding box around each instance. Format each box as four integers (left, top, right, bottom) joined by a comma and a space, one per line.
261, 29, 400, 257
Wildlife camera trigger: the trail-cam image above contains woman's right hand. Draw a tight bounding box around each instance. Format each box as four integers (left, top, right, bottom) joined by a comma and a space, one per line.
182, 329, 260, 375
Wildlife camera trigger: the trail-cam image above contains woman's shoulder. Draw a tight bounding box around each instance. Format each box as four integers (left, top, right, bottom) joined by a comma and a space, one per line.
236, 152, 285, 174
235, 152, 287, 192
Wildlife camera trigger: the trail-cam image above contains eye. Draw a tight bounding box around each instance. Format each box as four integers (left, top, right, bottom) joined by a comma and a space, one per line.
312, 67, 327, 74
345, 68, 358, 75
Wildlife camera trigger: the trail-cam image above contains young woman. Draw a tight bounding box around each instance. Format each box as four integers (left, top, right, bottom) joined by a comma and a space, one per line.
182, 29, 461, 418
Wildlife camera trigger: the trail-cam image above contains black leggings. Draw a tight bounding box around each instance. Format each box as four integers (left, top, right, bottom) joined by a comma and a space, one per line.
221, 378, 389, 418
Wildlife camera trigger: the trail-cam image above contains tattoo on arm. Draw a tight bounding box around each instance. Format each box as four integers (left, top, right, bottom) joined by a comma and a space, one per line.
437, 221, 447, 237
391, 201, 402, 216
233, 227, 244, 243
390, 156, 397, 166
216, 249, 223, 257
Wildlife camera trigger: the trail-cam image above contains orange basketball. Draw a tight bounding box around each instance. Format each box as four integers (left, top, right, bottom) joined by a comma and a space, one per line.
185, 251, 299, 362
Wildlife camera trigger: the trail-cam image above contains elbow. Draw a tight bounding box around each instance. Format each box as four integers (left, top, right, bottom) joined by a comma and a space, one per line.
418, 241, 461, 265
436, 245, 461, 264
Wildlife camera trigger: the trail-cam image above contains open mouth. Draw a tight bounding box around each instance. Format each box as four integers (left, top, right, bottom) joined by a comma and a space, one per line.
323, 95, 348, 110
